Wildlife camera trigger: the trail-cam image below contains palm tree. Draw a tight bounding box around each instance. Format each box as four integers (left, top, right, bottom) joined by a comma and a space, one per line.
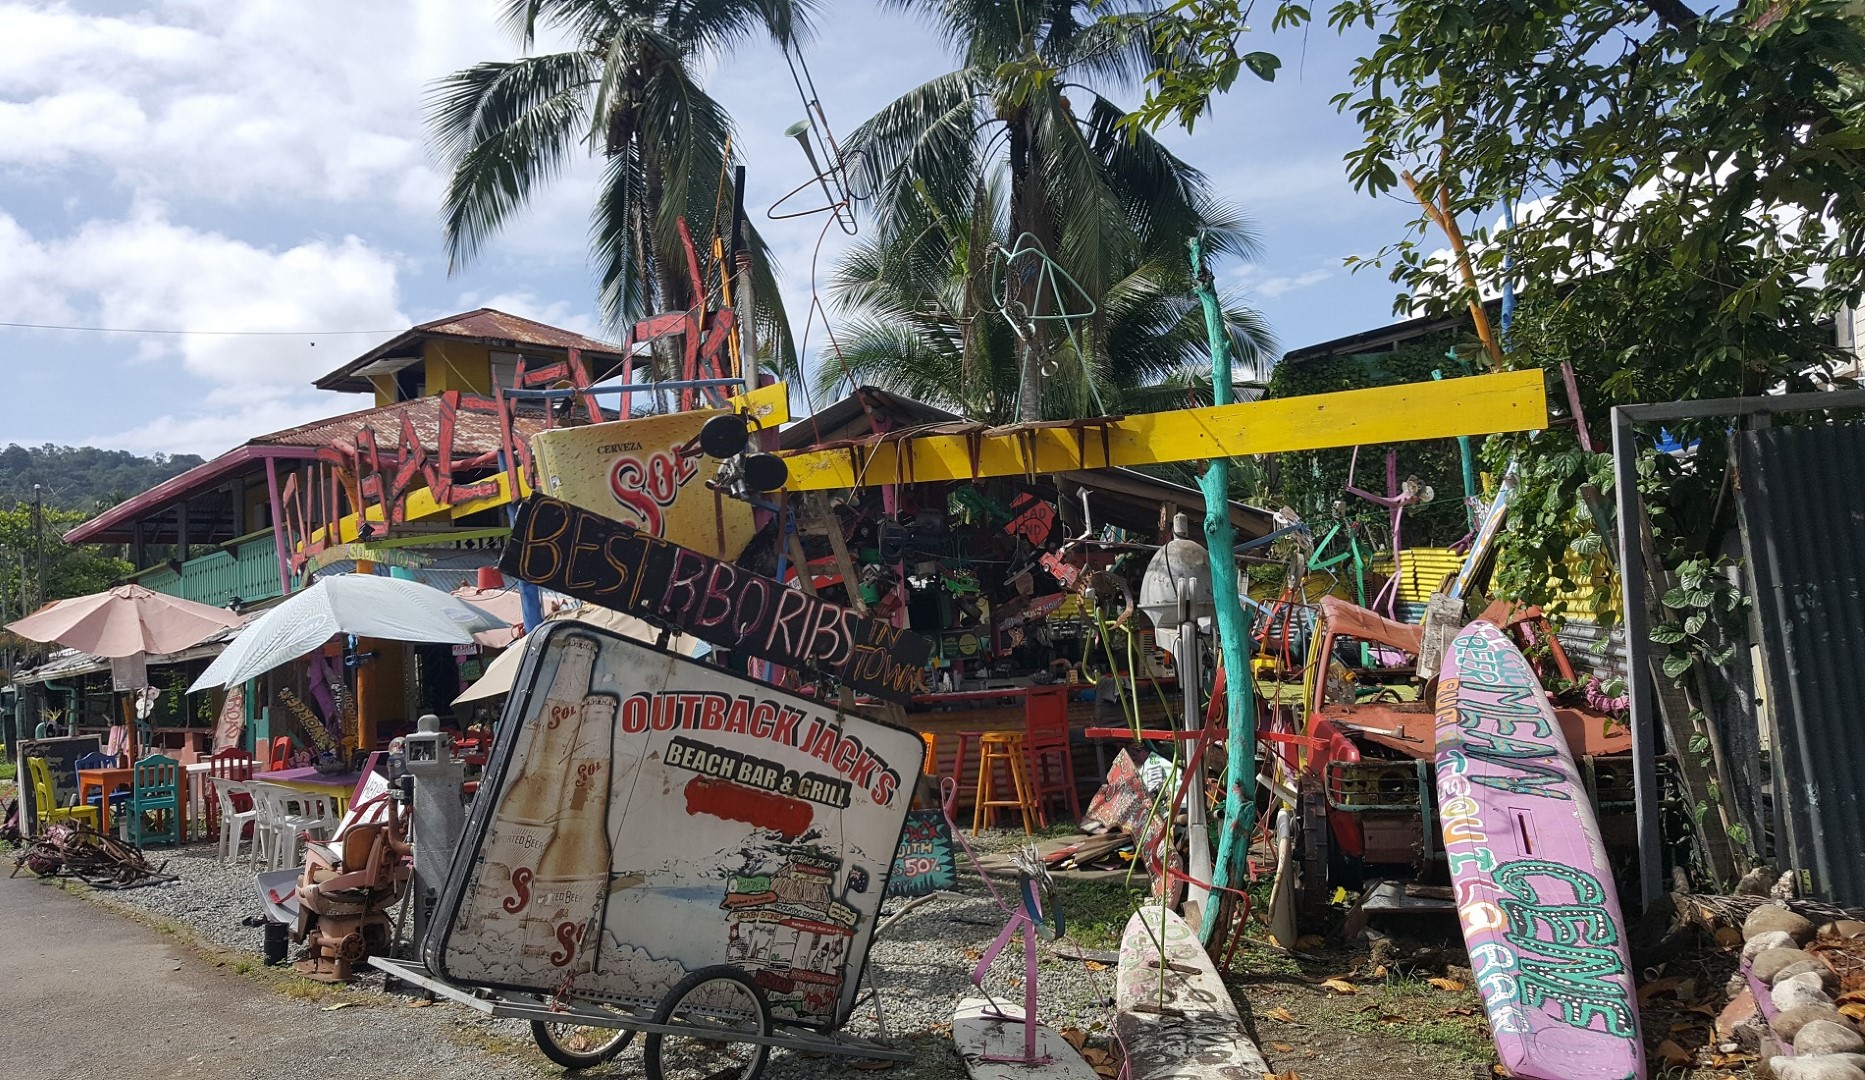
428, 0, 810, 364
822, 169, 1270, 422
831, 0, 1271, 419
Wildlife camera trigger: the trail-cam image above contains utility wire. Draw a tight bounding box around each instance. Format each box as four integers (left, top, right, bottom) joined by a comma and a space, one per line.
0, 320, 399, 336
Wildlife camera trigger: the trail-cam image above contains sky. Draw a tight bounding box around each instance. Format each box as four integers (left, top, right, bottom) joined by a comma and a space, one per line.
0, 0, 1422, 459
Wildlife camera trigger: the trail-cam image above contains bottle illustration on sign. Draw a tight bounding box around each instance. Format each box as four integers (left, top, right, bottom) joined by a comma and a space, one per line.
525, 693, 619, 971
472, 636, 598, 949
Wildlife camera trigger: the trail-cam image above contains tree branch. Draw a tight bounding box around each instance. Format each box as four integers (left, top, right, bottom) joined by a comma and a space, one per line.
1643, 0, 1700, 30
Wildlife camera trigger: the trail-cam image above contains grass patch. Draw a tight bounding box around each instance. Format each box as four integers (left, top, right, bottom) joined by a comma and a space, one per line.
1052, 877, 1148, 950
1328, 977, 1492, 1062
0, 760, 16, 781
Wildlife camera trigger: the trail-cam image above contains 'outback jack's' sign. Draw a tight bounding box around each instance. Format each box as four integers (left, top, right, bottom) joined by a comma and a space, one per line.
501, 495, 932, 704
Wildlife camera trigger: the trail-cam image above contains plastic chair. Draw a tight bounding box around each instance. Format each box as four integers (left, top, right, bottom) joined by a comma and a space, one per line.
250, 784, 335, 870
74, 751, 132, 819
972, 731, 1038, 836
125, 754, 182, 848
25, 756, 100, 833
213, 778, 260, 864
1022, 687, 1079, 826
204, 747, 255, 835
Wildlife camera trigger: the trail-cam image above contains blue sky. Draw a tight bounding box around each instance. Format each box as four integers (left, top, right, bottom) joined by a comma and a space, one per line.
0, 0, 1419, 458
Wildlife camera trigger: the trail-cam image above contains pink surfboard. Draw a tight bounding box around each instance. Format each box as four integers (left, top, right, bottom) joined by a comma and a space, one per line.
1435, 621, 1645, 1080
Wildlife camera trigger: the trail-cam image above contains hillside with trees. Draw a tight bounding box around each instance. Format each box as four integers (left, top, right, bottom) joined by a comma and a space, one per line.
0, 444, 205, 512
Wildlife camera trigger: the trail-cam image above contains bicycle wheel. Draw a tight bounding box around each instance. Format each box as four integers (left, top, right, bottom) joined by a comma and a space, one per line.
644, 966, 772, 1080
531, 1005, 635, 1070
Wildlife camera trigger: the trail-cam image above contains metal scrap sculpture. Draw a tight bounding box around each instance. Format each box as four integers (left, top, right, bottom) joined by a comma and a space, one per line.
9, 822, 176, 888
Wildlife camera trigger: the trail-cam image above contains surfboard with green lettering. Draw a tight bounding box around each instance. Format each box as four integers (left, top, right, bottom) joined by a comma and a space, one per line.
1435, 621, 1644, 1080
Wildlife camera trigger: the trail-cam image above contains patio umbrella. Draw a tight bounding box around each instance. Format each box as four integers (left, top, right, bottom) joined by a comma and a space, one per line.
190, 574, 508, 692
6, 584, 245, 659
451, 584, 540, 648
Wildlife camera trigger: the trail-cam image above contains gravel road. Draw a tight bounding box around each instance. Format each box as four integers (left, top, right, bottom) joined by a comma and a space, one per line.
31, 834, 1126, 1080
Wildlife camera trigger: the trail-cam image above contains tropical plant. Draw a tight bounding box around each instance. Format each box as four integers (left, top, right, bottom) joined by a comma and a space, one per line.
427, 0, 810, 365
822, 170, 1270, 421
837, 0, 1272, 420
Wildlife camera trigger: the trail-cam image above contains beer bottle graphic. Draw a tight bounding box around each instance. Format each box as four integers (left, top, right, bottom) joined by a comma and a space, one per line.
524, 694, 618, 971
474, 635, 599, 960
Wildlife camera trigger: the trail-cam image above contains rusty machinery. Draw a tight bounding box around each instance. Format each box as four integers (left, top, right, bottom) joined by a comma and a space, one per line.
1292, 596, 1653, 918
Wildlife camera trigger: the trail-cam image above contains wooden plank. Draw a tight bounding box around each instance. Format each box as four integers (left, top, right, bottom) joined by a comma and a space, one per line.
780, 370, 1547, 490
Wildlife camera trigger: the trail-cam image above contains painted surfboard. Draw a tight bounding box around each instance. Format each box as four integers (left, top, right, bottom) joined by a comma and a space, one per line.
1115, 905, 1269, 1080
1436, 621, 1645, 1080
952, 997, 1098, 1080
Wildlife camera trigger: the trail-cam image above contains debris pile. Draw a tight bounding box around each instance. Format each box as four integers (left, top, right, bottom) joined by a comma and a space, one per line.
9, 822, 177, 889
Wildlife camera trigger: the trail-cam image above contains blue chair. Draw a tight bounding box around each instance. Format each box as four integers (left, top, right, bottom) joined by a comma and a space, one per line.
74, 752, 130, 820
125, 754, 181, 848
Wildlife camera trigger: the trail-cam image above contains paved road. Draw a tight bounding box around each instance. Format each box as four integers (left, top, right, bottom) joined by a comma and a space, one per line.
0, 870, 537, 1080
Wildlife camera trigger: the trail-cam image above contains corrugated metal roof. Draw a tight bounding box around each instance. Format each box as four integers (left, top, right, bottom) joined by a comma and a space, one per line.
9, 620, 248, 685
255, 396, 545, 454
314, 308, 628, 392
1736, 421, 1865, 905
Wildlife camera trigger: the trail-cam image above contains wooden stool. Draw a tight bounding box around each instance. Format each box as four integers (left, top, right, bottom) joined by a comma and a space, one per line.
972, 731, 1038, 836
951, 730, 985, 803
1023, 687, 1079, 826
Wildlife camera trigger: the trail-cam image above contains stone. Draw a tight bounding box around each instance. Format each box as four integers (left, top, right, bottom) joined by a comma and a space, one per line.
1749, 931, 1799, 961
1776, 959, 1842, 992
1749, 904, 1817, 944
1820, 920, 1865, 941
1756, 947, 1817, 984
1772, 1004, 1844, 1042
1770, 1057, 1865, 1080
1719, 988, 1759, 1038
1796, 1018, 1865, 1057
1772, 971, 1835, 1012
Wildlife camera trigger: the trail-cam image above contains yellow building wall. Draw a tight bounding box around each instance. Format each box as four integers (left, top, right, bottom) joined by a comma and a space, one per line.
424, 340, 493, 396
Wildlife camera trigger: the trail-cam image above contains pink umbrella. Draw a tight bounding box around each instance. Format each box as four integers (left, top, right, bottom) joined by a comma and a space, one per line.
6, 584, 246, 659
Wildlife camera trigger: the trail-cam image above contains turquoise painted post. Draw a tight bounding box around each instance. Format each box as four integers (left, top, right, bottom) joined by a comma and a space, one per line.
1189, 235, 1258, 943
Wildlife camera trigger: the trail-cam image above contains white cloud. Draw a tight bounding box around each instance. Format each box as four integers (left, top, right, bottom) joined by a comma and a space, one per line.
0, 0, 579, 217
0, 202, 408, 454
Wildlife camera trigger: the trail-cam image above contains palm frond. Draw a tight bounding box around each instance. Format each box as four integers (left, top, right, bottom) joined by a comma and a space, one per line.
429, 53, 598, 271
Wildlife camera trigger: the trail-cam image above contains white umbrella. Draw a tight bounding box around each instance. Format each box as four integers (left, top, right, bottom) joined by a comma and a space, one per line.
191, 574, 508, 691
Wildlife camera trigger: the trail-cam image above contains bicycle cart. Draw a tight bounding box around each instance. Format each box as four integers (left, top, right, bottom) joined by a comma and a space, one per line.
384, 621, 927, 1080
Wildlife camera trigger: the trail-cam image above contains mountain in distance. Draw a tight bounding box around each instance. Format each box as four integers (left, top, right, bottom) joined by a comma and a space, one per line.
0, 443, 206, 513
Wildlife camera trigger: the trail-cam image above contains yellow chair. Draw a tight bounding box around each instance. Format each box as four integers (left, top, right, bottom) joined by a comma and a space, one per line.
26, 756, 100, 832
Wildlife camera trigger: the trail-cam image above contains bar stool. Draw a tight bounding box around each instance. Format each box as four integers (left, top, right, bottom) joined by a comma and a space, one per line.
951, 730, 984, 805
972, 731, 1038, 835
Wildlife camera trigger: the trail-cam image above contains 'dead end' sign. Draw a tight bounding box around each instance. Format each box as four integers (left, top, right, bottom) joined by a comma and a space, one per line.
501, 495, 932, 704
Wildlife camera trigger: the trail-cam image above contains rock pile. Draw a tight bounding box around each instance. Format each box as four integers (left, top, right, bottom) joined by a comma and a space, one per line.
1736, 904, 1865, 1080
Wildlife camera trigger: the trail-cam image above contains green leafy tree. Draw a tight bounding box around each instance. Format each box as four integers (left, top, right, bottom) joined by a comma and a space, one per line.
428, 0, 809, 364
0, 503, 132, 615
843, 0, 1271, 420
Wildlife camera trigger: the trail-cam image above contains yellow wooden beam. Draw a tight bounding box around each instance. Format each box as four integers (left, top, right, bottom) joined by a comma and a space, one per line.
778, 369, 1546, 491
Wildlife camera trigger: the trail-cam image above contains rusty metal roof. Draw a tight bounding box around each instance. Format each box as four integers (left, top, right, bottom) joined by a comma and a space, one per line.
314, 308, 628, 393
256, 396, 544, 453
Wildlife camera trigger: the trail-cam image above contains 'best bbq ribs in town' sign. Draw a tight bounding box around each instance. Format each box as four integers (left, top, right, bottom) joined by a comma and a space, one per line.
501, 495, 932, 703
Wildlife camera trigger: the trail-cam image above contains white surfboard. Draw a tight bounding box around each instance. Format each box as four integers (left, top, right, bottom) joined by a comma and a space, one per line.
1116, 905, 1270, 1080
952, 997, 1099, 1080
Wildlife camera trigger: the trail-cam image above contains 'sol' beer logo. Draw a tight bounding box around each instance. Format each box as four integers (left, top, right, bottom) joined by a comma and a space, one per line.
609, 449, 697, 535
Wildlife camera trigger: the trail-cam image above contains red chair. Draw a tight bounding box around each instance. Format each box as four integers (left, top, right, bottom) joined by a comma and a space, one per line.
267, 736, 293, 773
1023, 686, 1078, 826
205, 747, 256, 835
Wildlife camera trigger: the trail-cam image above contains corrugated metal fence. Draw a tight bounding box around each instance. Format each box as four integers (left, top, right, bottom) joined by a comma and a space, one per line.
1735, 421, 1865, 905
